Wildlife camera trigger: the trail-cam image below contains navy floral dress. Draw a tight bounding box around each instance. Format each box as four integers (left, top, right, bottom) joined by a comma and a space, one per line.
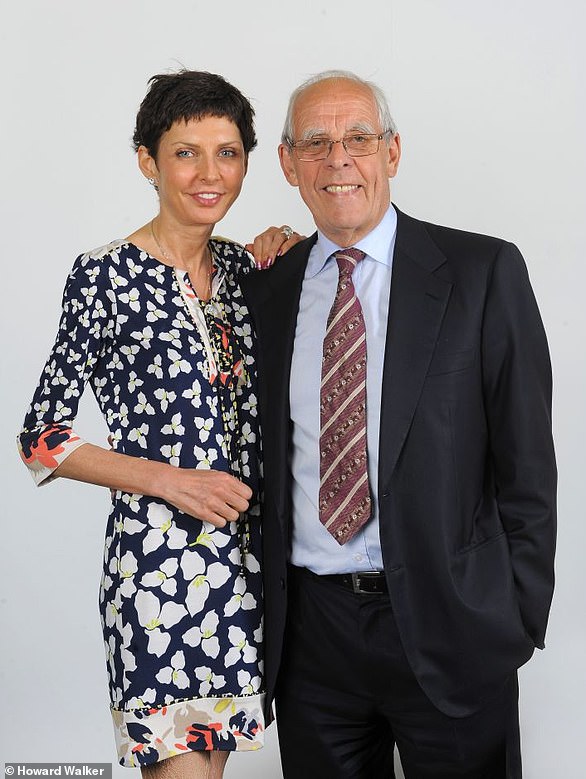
18, 239, 265, 767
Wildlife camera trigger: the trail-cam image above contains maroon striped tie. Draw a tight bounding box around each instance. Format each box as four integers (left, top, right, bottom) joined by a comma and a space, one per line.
319, 248, 372, 544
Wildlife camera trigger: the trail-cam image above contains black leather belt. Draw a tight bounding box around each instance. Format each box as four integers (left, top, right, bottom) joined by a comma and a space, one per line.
296, 566, 388, 595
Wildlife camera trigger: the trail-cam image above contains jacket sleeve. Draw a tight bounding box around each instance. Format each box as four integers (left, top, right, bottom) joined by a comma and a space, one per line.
481, 241, 557, 647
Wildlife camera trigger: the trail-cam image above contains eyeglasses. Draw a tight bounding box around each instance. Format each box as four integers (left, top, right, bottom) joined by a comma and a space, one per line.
289, 132, 389, 161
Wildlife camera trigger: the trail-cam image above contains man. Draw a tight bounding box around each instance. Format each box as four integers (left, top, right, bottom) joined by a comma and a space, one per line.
241, 71, 556, 778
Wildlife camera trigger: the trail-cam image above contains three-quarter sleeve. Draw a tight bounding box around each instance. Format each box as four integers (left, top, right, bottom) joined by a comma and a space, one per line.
18, 249, 115, 485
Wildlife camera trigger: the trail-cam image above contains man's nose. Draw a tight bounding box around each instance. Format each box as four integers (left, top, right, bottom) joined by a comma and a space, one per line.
326, 139, 353, 166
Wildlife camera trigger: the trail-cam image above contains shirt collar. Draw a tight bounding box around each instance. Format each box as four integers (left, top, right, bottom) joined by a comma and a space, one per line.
307, 204, 397, 278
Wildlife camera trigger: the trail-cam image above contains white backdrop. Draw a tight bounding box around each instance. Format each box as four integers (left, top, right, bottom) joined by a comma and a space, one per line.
1, 1, 584, 777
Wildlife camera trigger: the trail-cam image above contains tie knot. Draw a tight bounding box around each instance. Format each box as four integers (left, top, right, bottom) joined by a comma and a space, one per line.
335, 248, 366, 275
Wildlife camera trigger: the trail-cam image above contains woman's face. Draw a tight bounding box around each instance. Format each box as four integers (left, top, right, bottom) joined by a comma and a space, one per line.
140, 115, 247, 228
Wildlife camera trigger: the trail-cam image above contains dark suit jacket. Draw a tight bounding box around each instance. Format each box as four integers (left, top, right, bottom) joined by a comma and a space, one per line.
240, 207, 556, 718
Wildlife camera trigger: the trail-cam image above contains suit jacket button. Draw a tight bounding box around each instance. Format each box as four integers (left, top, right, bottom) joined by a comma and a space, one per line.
280, 578, 286, 590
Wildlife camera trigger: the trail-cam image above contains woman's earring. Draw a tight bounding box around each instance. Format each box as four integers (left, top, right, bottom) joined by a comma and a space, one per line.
147, 177, 159, 191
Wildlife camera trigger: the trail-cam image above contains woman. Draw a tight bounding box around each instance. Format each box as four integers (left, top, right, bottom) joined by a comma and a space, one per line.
17, 70, 297, 778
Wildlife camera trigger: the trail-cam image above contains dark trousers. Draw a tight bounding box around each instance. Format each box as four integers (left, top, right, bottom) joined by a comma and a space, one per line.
275, 566, 521, 779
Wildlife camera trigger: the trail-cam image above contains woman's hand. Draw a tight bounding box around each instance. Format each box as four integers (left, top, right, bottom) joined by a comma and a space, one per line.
159, 467, 252, 528
54, 443, 252, 529
245, 225, 305, 269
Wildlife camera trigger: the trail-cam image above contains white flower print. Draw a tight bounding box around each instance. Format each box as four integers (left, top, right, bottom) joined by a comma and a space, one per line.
135, 590, 187, 658
224, 575, 257, 617
182, 379, 202, 408
79, 310, 90, 329
224, 626, 257, 668
121, 493, 141, 513
186, 335, 202, 355
147, 354, 164, 380
161, 412, 185, 436
160, 442, 182, 466
143, 502, 188, 555
237, 669, 261, 695
119, 287, 141, 312
127, 371, 144, 394
52, 368, 69, 387
85, 263, 101, 283
119, 551, 139, 598
126, 688, 156, 709
182, 609, 220, 659
241, 421, 254, 442
195, 666, 226, 696
155, 650, 190, 690
193, 522, 231, 558
146, 300, 168, 323
126, 257, 143, 276
194, 416, 213, 443
134, 392, 155, 415
109, 270, 129, 290
123, 515, 145, 534
147, 266, 165, 284
140, 557, 178, 596
241, 393, 257, 415
67, 347, 82, 365
159, 329, 182, 348
104, 578, 123, 629
118, 402, 130, 427
81, 284, 97, 305
106, 352, 123, 371
253, 622, 263, 645
154, 387, 176, 412
121, 344, 140, 364
54, 400, 72, 420
130, 325, 154, 348
63, 379, 80, 400
193, 446, 219, 468
180, 550, 231, 616
167, 348, 192, 378
128, 423, 149, 449
172, 311, 192, 331
227, 546, 260, 574
34, 399, 50, 416
145, 283, 167, 305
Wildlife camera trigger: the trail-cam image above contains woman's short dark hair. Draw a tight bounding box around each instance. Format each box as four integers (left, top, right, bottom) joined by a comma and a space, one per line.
133, 70, 257, 159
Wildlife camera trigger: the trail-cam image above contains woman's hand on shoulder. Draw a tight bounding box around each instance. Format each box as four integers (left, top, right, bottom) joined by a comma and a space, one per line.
159, 467, 253, 527
245, 225, 305, 269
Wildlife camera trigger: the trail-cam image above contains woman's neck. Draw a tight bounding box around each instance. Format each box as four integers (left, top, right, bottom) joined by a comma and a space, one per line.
150, 215, 213, 276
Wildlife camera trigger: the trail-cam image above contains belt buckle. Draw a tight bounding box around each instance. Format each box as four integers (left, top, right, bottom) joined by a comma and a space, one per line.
351, 571, 381, 594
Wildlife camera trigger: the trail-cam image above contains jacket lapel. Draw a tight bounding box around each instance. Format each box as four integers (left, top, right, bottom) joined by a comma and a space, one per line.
378, 210, 453, 493
244, 236, 316, 524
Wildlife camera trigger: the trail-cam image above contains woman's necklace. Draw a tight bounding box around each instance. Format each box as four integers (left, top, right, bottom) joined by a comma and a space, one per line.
150, 219, 213, 301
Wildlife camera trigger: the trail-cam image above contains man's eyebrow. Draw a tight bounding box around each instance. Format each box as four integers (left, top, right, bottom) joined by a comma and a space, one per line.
296, 128, 328, 141
296, 123, 377, 141
351, 122, 377, 134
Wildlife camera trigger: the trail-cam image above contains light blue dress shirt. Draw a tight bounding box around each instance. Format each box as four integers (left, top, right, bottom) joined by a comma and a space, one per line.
289, 206, 397, 574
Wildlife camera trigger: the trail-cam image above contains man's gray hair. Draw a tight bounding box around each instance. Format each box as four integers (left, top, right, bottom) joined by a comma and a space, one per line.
281, 70, 398, 145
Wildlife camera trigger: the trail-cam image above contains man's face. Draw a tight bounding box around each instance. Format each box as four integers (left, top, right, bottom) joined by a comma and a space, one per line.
279, 78, 401, 247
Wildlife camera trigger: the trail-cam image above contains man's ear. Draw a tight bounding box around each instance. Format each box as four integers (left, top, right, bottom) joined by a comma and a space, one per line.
279, 144, 299, 187
386, 133, 401, 179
